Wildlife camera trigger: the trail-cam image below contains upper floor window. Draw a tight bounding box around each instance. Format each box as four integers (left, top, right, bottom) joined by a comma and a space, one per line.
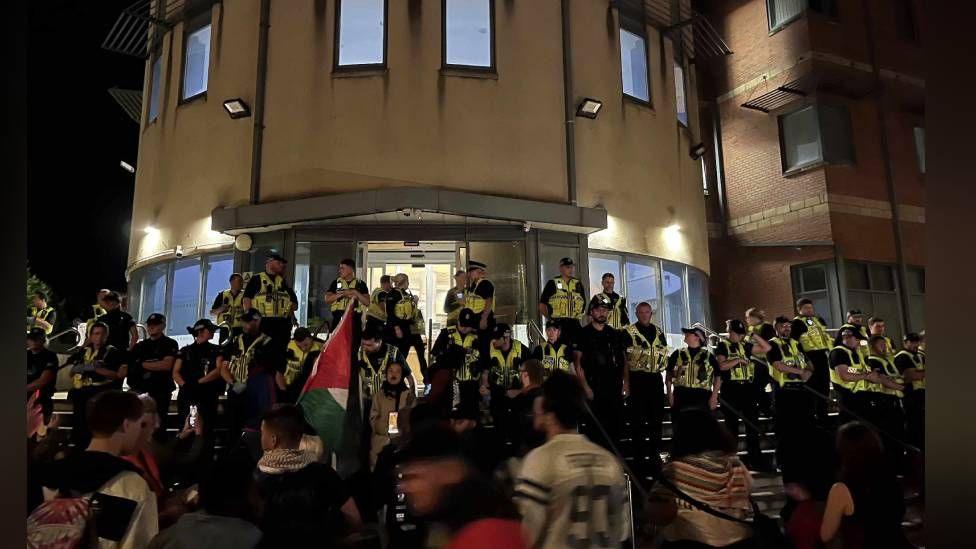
767, 0, 806, 31
444, 0, 493, 70
620, 28, 649, 103
148, 55, 162, 122
182, 20, 211, 100
674, 59, 688, 125
336, 0, 386, 68
778, 104, 854, 173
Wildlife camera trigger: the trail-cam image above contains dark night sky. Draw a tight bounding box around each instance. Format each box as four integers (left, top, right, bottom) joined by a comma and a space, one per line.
27, 1, 144, 320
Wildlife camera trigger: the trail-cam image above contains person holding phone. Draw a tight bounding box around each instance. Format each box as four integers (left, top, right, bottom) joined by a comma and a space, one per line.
368, 362, 415, 470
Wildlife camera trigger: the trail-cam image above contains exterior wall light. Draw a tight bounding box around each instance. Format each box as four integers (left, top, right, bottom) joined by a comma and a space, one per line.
576, 98, 603, 119
223, 98, 251, 119
120, 160, 135, 173
689, 142, 707, 160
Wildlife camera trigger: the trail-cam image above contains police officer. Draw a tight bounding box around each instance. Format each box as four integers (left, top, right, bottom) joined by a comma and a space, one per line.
765, 316, 814, 481
745, 307, 776, 416
28, 292, 56, 335
465, 261, 496, 332
431, 308, 482, 397
389, 273, 429, 380
243, 253, 298, 365
589, 273, 629, 329
444, 270, 467, 328
84, 289, 109, 326
894, 332, 925, 451
715, 319, 771, 470
210, 273, 245, 344
358, 323, 411, 405
220, 309, 275, 437
665, 327, 721, 420
623, 301, 669, 475
829, 326, 882, 421
791, 298, 832, 426
325, 258, 369, 331
538, 258, 587, 348
835, 309, 870, 360
99, 291, 138, 352
66, 321, 125, 450
283, 327, 324, 402
27, 328, 59, 423
573, 295, 627, 452
366, 275, 394, 332
531, 320, 572, 375
867, 317, 895, 359
126, 313, 179, 438
866, 335, 907, 467
173, 318, 224, 449
484, 323, 527, 434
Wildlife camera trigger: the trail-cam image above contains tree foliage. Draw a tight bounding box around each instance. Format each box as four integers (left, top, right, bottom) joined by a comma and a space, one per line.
27, 267, 54, 313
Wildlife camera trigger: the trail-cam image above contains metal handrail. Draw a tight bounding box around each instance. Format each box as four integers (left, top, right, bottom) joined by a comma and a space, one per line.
527, 319, 545, 345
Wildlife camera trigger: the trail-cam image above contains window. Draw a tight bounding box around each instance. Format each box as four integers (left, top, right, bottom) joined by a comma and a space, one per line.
444, 0, 493, 69
169, 257, 202, 336
844, 261, 904, 342
767, 0, 806, 31
674, 59, 688, 125
148, 56, 162, 122
792, 262, 837, 327
624, 257, 661, 322
182, 21, 211, 100
619, 29, 649, 103
662, 261, 688, 335
779, 104, 854, 173
127, 270, 145, 322
142, 263, 168, 321
203, 253, 234, 314
688, 268, 708, 325
336, 0, 386, 68
913, 127, 925, 174
588, 253, 622, 298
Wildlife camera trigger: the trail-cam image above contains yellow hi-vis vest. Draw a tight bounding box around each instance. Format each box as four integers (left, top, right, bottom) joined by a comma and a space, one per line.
284, 339, 323, 387
895, 349, 925, 391
840, 323, 871, 361
465, 278, 494, 315
672, 348, 715, 390
359, 344, 402, 399
216, 289, 245, 329
71, 346, 115, 389
746, 322, 773, 361
85, 304, 107, 332
595, 292, 627, 329
625, 323, 667, 373
252, 272, 293, 318
330, 277, 366, 314
489, 340, 525, 389
229, 333, 271, 383
720, 338, 754, 382
769, 337, 810, 386
547, 276, 586, 320
866, 355, 904, 398
393, 289, 416, 322
367, 289, 388, 322
29, 306, 55, 334
874, 335, 896, 360
795, 315, 831, 352
538, 342, 571, 374
830, 345, 868, 391
446, 328, 480, 382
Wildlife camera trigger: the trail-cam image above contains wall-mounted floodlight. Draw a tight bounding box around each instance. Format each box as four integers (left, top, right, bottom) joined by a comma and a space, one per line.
144, 226, 159, 235
120, 161, 135, 173
576, 98, 603, 119
222, 98, 251, 119
689, 142, 707, 160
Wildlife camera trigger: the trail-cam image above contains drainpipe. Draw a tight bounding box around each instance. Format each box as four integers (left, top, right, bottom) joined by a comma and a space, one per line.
561, 0, 578, 206
250, 0, 271, 205
711, 100, 729, 233
860, 0, 912, 331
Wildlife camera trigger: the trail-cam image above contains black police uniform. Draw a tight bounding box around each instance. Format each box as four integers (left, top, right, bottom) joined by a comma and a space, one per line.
128, 332, 179, 435
894, 348, 925, 451
176, 339, 224, 442
575, 320, 626, 452
748, 322, 777, 416
66, 345, 124, 450
714, 337, 763, 467
27, 346, 60, 421
100, 308, 136, 352
790, 315, 833, 426
829, 344, 867, 421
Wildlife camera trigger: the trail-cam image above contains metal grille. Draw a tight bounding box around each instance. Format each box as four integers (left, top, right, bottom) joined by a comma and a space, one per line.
102, 0, 186, 58
107, 87, 144, 124
642, 0, 733, 62
741, 74, 818, 113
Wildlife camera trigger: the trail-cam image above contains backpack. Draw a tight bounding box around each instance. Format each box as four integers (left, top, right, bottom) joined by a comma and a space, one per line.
26, 495, 97, 549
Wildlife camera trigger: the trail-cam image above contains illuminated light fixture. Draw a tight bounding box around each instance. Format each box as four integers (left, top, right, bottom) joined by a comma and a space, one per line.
576, 98, 603, 119
689, 142, 707, 160
222, 98, 251, 119
144, 225, 159, 235
120, 160, 135, 173
663, 224, 682, 248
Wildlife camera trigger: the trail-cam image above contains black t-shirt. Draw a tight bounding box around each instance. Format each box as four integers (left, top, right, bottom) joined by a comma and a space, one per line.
574, 324, 625, 395
714, 340, 754, 383
179, 341, 225, 390
257, 462, 349, 545
68, 345, 124, 388
893, 351, 920, 374
469, 278, 495, 299
99, 309, 135, 353
765, 339, 805, 364
666, 346, 720, 379
127, 335, 179, 393
27, 348, 59, 400
829, 347, 862, 370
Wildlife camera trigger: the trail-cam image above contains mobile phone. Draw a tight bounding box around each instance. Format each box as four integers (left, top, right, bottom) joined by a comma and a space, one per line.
189, 405, 198, 428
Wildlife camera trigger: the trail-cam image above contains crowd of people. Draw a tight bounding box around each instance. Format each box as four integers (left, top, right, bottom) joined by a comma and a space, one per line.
24, 253, 925, 548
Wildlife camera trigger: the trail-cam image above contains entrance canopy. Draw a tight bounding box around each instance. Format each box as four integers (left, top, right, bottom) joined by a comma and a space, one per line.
211, 187, 608, 235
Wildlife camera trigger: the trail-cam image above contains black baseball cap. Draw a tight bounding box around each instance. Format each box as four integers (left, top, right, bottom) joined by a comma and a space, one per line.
726, 319, 747, 335
545, 319, 561, 330
468, 260, 487, 271
838, 327, 857, 338
774, 315, 792, 326
589, 295, 611, 310
458, 308, 479, 329
293, 327, 312, 341
559, 257, 575, 267
491, 323, 512, 340
682, 326, 707, 342
904, 332, 922, 342
847, 309, 863, 317
188, 318, 218, 335
27, 328, 47, 341
146, 313, 166, 325
241, 309, 262, 322
102, 291, 121, 304
267, 252, 287, 263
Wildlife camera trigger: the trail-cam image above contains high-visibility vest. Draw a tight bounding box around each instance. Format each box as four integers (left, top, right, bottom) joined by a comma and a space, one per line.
769, 337, 810, 386
445, 287, 465, 326
216, 289, 245, 329
228, 333, 272, 383
866, 355, 904, 398
359, 344, 402, 399
330, 278, 365, 314
85, 304, 106, 332
284, 339, 323, 387
538, 342, 571, 374
489, 340, 525, 389
794, 315, 830, 352
720, 338, 754, 382
71, 345, 116, 389
367, 289, 388, 322
747, 322, 773, 361
393, 289, 416, 322
252, 272, 293, 318
873, 335, 896, 360
546, 276, 586, 320
465, 278, 494, 315
595, 292, 627, 329
829, 345, 868, 391
840, 323, 871, 360
444, 328, 480, 382
672, 348, 715, 390
29, 306, 55, 334
894, 349, 925, 391
625, 323, 667, 373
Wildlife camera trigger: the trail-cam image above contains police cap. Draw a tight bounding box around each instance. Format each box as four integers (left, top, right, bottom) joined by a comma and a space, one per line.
266, 252, 288, 264
681, 326, 707, 342
458, 308, 479, 329
145, 313, 166, 325
726, 319, 747, 335
240, 309, 262, 323
838, 327, 857, 339
903, 332, 922, 343
559, 257, 575, 267
774, 315, 792, 326
188, 318, 218, 335
468, 260, 487, 271
491, 323, 512, 340
588, 295, 612, 311
545, 319, 561, 330
846, 309, 863, 317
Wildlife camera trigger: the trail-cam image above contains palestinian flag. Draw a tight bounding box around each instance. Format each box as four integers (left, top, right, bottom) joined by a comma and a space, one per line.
298, 302, 362, 477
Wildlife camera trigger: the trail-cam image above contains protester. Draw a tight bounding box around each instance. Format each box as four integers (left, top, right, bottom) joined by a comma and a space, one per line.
173, 318, 224, 450
66, 321, 126, 451
368, 362, 415, 470
127, 313, 179, 439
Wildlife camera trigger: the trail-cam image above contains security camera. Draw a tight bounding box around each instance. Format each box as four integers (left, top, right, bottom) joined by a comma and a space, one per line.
522, 221, 531, 233
175, 245, 184, 258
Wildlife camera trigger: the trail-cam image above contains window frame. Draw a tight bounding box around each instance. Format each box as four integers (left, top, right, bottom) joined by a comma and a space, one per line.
674, 56, 689, 126
441, 0, 496, 73
179, 13, 213, 104
146, 52, 163, 124
778, 104, 823, 173
333, 0, 389, 72
618, 25, 652, 106
790, 260, 840, 327
766, 0, 807, 34
913, 126, 925, 174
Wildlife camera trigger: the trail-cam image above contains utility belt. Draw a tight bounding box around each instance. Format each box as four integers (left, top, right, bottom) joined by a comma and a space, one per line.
72, 375, 112, 390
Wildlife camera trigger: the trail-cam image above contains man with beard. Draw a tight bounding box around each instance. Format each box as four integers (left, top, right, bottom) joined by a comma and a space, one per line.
573, 295, 627, 452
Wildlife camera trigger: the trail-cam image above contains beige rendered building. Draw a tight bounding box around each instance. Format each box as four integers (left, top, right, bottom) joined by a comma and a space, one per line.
117, 0, 722, 345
